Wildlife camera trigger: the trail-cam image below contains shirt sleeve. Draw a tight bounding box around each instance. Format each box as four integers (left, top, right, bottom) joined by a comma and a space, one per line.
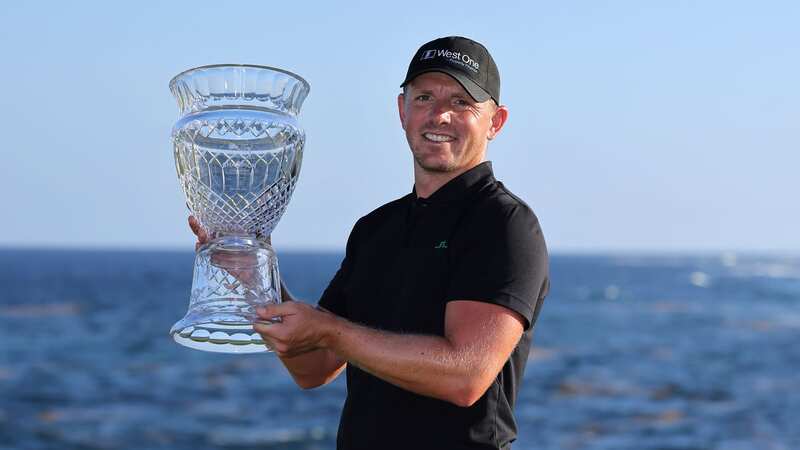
317, 218, 362, 318
445, 203, 549, 330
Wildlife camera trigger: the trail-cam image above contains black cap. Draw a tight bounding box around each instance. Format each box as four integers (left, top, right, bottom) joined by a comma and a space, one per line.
401, 36, 500, 104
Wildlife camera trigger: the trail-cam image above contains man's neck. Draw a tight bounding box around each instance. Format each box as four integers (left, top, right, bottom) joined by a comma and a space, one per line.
413, 160, 485, 199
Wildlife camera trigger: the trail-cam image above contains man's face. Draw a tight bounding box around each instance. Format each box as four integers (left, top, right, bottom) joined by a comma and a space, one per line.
398, 72, 507, 174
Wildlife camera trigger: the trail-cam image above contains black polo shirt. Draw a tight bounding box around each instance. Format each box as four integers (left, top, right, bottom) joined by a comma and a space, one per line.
319, 161, 549, 450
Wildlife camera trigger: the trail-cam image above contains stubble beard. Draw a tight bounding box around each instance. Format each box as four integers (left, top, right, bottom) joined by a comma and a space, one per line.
411, 140, 486, 175
407, 134, 460, 173
413, 153, 458, 173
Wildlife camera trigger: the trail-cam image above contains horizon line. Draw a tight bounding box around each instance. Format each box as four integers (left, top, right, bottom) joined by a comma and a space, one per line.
1, 244, 797, 258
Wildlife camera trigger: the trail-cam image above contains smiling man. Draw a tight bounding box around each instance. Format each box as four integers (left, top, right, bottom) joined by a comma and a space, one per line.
194, 36, 549, 450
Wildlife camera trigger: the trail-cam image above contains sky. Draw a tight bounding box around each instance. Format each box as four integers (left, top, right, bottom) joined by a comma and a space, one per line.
0, 1, 797, 253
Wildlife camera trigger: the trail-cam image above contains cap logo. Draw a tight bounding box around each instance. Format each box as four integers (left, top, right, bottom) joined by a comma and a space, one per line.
419, 48, 480, 72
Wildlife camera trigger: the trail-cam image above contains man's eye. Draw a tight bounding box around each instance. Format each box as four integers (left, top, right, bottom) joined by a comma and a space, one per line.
454, 99, 469, 107
415, 95, 431, 101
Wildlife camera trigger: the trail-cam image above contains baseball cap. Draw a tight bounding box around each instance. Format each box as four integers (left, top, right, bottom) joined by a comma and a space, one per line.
401, 36, 500, 104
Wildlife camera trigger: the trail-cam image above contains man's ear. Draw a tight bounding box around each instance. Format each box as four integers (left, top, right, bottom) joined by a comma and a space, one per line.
397, 94, 407, 130
487, 105, 509, 140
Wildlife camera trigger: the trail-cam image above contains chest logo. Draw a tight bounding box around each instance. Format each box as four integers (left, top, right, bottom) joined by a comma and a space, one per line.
434, 240, 448, 249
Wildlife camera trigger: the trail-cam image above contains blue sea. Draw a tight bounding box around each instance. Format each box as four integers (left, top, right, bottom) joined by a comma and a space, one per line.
1, 250, 798, 450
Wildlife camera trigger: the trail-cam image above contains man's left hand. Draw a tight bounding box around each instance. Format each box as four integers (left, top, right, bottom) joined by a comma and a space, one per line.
254, 302, 336, 358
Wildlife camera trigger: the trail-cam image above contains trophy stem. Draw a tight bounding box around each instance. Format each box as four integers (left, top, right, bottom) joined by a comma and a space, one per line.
170, 236, 280, 353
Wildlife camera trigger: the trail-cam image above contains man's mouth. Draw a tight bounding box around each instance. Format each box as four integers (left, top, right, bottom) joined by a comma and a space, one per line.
422, 132, 455, 143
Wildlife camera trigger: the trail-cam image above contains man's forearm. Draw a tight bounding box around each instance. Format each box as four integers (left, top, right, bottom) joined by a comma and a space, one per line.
255, 298, 516, 404
273, 281, 346, 388
278, 347, 346, 389
322, 316, 493, 406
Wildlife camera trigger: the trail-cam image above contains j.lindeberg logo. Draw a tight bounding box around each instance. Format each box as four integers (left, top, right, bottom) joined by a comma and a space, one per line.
419, 48, 480, 71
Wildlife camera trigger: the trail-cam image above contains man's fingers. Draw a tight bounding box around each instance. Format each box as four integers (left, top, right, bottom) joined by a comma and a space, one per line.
252, 325, 280, 352
188, 216, 209, 243
188, 216, 200, 234
253, 321, 277, 335
251, 302, 321, 357
257, 302, 291, 319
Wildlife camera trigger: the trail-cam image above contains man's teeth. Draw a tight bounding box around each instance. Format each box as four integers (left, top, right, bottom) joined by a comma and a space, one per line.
424, 133, 454, 142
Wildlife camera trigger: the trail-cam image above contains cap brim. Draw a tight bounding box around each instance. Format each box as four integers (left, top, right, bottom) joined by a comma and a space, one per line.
401, 69, 492, 103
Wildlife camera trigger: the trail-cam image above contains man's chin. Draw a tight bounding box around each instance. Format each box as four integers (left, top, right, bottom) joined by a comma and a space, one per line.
414, 156, 457, 173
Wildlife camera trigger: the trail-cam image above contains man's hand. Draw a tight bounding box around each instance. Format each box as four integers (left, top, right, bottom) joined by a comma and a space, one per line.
253, 302, 337, 358
188, 216, 210, 251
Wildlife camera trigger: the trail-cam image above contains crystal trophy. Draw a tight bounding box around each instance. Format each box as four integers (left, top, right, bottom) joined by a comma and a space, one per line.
168, 64, 310, 353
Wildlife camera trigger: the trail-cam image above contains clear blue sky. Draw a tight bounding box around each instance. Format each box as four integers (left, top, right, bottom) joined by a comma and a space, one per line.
1, 1, 797, 252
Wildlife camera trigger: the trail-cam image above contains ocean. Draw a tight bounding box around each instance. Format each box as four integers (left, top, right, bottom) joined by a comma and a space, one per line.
1, 250, 798, 450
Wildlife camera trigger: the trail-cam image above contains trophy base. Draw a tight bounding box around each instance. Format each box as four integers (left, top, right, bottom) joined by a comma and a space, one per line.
170, 301, 271, 354
170, 237, 280, 354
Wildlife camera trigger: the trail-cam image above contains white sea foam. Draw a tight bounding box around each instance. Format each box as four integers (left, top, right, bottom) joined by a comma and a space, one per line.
689, 271, 711, 287
604, 285, 620, 300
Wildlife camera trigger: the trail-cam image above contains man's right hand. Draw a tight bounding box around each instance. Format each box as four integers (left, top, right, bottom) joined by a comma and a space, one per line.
188, 216, 210, 251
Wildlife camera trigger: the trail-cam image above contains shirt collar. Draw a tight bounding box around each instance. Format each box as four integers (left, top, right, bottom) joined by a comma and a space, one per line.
411, 161, 495, 204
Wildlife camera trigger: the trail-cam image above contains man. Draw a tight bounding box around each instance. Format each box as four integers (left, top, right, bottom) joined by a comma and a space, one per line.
191, 36, 549, 449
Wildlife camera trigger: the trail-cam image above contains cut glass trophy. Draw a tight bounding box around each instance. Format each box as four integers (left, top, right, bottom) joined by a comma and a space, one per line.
168, 64, 310, 353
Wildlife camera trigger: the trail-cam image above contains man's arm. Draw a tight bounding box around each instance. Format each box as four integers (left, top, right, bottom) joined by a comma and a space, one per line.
274, 346, 347, 389
271, 282, 347, 389
254, 299, 524, 407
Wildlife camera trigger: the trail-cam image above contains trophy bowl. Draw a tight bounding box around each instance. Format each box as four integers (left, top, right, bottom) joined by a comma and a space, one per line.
168, 64, 310, 353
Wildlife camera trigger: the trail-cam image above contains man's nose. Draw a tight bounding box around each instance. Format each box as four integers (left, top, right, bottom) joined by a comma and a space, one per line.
430, 101, 452, 124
